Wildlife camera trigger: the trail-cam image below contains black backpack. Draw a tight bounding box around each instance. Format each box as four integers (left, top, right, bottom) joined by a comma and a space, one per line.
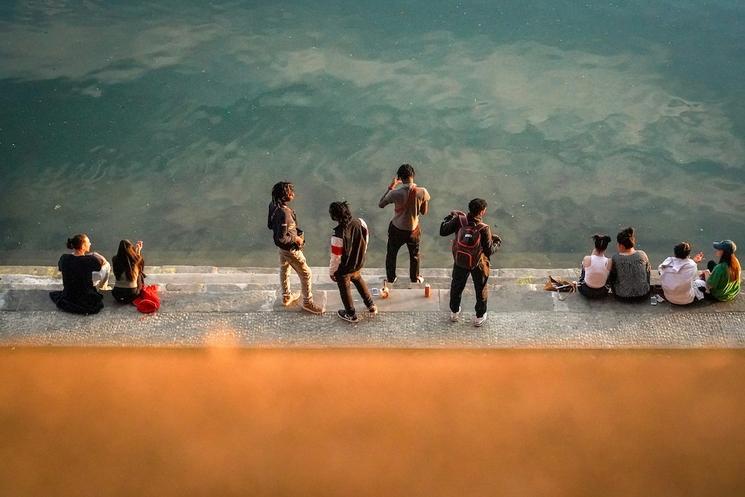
451, 212, 486, 269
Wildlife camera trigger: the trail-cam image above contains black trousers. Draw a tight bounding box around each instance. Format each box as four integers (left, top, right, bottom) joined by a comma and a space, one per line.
449, 260, 489, 318
578, 268, 609, 299
112, 286, 141, 304
386, 222, 421, 282
337, 270, 374, 316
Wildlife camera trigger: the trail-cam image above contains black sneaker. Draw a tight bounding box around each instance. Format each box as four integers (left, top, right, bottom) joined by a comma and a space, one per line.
337, 310, 359, 323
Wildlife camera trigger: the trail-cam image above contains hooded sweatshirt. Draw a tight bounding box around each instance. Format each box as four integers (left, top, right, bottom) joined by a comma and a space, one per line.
658, 256, 702, 305
329, 218, 369, 277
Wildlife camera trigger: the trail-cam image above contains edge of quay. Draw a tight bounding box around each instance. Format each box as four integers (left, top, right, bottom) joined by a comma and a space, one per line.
1, 266, 743, 348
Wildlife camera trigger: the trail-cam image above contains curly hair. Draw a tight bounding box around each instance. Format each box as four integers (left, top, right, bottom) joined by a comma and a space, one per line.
329, 201, 353, 226
271, 181, 294, 204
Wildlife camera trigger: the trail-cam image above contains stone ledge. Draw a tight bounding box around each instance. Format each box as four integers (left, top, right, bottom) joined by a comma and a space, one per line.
0, 266, 656, 290
1, 265, 742, 349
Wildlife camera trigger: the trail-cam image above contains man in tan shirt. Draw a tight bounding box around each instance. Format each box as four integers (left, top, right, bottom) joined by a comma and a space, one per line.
378, 164, 431, 284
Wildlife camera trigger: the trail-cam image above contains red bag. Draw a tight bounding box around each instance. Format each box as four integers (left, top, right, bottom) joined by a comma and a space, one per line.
133, 284, 160, 313
451, 211, 486, 270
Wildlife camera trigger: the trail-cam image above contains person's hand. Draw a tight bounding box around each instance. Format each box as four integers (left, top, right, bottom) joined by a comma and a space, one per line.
295, 236, 304, 247
388, 177, 402, 190
693, 251, 704, 263
330, 274, 337, 282
136, 240, 143, 253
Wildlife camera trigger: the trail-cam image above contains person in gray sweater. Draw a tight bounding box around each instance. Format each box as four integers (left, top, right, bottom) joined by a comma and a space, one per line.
608, 227, 651, 302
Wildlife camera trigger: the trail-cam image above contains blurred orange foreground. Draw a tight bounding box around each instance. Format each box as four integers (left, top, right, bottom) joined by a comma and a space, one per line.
2, 348, 745, 497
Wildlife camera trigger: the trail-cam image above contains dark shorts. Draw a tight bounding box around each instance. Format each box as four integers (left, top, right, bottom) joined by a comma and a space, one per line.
112, 286, 140, 304
578, 283, 609, 299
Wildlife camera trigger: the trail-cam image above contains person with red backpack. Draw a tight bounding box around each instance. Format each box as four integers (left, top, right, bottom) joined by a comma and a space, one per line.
378, 164, 431, 285
440, 198, 501, 327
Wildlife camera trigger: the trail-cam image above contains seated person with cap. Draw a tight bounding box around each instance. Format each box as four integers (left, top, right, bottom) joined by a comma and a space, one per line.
702, 240, 741, 302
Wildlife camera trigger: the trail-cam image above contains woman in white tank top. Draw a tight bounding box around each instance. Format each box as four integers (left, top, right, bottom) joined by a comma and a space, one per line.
579, 234, 612, 298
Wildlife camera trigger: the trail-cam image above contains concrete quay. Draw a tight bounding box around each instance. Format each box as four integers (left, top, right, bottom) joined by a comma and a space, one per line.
1, 265, 743, 348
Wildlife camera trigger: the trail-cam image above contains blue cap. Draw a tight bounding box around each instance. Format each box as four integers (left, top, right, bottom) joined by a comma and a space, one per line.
713, 240, 737, 253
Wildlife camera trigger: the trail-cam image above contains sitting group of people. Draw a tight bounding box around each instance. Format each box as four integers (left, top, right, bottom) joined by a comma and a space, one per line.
49, 234, 146, 315
578, 227, 741, 305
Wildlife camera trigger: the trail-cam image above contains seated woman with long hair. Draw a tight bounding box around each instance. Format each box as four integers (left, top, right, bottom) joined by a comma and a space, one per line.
703, 240, 740, 302
578, 234, 612, 299
111, 239, 145, 304
49, 233, 109, 315
608, 227, 651, 302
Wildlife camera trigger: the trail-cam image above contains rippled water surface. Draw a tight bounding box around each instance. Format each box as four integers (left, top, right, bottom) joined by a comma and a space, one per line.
2, 1, 744, 267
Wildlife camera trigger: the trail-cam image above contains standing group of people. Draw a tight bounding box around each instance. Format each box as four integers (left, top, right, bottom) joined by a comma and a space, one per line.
577, 227, 741, 305
49, 164, 740, 319
268, 164, 501, 326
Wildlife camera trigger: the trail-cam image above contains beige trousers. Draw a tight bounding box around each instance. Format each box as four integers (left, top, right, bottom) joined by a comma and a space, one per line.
278, 248, 313, 303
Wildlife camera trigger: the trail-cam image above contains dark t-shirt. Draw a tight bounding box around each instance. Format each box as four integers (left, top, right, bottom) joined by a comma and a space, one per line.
50, 254, 104, 314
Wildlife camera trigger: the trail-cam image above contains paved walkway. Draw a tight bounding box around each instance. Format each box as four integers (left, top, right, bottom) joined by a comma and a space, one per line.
1, 266, 743, 347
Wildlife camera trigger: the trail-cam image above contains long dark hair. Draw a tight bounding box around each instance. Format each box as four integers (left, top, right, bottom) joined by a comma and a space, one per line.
720, 252, 741, 283
112, 240, 144, 281
329, 201, 352, 227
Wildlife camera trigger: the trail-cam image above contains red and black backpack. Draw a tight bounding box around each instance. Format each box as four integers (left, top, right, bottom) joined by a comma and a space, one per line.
451, 211, 486, 270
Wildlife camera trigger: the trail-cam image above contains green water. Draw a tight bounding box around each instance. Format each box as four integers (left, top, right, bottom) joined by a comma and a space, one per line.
1, 1, 744, 268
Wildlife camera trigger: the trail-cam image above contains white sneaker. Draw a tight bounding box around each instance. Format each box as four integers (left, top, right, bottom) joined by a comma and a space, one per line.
450, 308, 461, 322
413, 276, 425, 284
473, 313, 488, 327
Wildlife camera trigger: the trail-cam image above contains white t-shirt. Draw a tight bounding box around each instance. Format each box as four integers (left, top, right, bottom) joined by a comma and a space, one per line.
582, 254, 610, 288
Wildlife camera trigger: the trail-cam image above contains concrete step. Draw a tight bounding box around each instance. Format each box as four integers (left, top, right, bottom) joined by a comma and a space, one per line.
2, 265, 743, 348
0, 266, 595, 291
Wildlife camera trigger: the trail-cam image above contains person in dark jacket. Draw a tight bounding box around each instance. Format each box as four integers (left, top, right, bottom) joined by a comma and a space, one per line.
267, 181, 323, 314
440, 198, 500, 327
49, 233, 108, 315
329, 201, 376, 323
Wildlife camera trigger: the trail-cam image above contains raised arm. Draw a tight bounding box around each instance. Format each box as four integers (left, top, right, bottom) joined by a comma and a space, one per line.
439, 212, 460, 237
378, 177, 401, 208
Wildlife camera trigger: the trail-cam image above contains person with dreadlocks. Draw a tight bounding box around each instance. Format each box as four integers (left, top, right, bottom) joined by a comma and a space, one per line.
328, 201, 376, 323
268, 181, 324, 314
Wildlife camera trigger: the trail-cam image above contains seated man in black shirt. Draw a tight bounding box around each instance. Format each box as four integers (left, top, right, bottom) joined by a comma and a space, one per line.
50, 233, 109, 315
